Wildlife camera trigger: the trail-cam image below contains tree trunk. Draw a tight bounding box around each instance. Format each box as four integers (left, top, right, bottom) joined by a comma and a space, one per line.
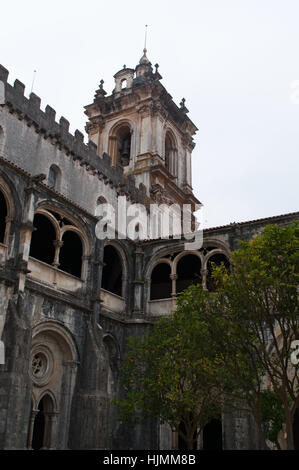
285, 409, 295, 450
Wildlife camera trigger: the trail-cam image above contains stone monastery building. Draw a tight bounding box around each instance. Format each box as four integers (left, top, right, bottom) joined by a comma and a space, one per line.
0, 49, 298, 450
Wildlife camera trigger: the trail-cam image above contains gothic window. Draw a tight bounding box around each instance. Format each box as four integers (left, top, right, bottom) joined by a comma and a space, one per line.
102, 245, 123, 296
206, 253, 230, 292
48, 165, 61, 190
150, 263, 172, 300
176, 254, 202, 294
0, 189, 7, 244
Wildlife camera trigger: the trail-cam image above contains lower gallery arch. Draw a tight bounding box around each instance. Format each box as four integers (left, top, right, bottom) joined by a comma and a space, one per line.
150, 262, 172, 300
176, 254, 202, 294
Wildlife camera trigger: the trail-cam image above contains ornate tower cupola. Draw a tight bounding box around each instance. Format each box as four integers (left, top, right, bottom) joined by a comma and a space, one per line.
84, 51, 200, 210
113, 66, 135, 94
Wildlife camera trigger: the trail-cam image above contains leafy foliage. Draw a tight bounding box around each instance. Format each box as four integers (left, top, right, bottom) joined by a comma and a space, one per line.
115, 287, 225, 449
212, 222, 299, 449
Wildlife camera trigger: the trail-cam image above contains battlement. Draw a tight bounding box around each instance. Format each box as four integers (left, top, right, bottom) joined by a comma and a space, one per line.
0, 64, 147, 204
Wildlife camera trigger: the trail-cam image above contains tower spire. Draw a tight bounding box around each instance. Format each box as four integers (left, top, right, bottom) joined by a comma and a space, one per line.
139, 25, 150, 65
144, 24, 148, 51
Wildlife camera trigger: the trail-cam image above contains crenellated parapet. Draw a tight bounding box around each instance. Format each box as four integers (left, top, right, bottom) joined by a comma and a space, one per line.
0, 64, 147, 205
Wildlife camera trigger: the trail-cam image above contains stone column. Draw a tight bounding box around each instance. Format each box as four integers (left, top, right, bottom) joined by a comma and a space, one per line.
52, 240, 63, 268
46, 412, 58, 450
201, 268, 208, 291
133, 245, 144, 317
27, 409, 38, 449
170, 273, 177, 298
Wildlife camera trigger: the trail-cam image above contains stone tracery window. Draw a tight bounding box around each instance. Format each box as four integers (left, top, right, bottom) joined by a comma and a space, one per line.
32, 353, 47, 378
29, 208, 86, 278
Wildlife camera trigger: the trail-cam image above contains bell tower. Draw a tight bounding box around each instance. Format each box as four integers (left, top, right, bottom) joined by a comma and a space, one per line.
85, 50, 200, 210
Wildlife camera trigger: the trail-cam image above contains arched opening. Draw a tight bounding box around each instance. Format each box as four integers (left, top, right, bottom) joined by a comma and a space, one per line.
176, 254, 201, 295
165, 130, 177, 176
293, 406, 299, 450
102, 245, 123, 296
0, 189, 7, 243
29, 213, 56, 265
31, 394, 54, 450
150, 263, 172, 300
206, 253, 230, 292
202, 417, 222, 450
109, 124, 132, 167
48, 165, 61, 190
59, 230, 83, 277
121, 78, 127, 89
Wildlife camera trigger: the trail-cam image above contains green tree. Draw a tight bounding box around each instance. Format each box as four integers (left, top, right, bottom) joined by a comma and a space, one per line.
212, 222, 299, 449
115, 288, 225, 450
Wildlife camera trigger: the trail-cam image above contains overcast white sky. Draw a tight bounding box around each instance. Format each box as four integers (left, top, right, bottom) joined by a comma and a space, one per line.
1, 0, 298, 228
